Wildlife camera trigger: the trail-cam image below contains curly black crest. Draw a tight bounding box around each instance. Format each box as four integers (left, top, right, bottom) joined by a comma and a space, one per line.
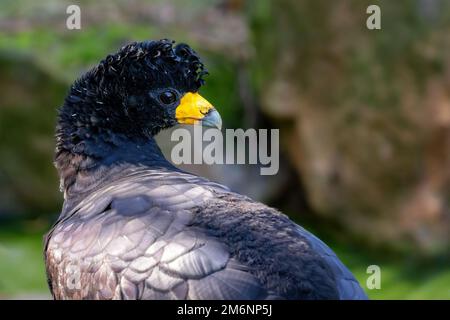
88, 39, 207, 94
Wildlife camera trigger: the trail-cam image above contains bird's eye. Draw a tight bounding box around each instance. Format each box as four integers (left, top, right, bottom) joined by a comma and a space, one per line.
159, 90, 177, 105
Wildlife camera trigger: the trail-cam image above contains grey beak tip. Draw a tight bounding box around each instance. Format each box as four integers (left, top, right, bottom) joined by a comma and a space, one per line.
201, 109, 222, 130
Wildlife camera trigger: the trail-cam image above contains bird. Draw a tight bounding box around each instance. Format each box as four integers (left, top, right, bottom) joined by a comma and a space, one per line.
44, 39, 368, 300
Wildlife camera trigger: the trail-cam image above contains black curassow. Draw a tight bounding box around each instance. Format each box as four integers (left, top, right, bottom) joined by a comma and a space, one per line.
45, 39, 368, 300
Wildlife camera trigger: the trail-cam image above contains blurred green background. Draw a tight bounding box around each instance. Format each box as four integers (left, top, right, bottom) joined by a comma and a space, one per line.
0, 0, 449, 299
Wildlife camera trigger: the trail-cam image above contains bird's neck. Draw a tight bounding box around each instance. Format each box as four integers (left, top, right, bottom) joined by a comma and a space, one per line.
55, 133, 171, 204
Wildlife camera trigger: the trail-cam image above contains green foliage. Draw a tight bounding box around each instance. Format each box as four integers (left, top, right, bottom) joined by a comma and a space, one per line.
0, 25, 157, 80
335, 245, 450, 299
0, 221, 49, 297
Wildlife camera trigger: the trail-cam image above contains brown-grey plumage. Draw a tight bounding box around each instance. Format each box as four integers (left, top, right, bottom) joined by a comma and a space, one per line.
45, 39, 368, 300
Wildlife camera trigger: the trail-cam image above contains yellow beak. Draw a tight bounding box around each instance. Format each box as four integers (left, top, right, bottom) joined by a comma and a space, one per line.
175, 92, 222, 130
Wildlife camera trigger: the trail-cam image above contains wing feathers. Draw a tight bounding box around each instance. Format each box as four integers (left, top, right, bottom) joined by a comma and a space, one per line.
46, 170, 365, 300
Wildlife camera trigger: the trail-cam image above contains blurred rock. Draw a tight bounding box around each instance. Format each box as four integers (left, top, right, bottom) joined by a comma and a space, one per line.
253, 0, 450, 253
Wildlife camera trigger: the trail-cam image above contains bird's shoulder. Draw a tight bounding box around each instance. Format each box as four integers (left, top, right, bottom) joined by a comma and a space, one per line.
45, 169, 271, 299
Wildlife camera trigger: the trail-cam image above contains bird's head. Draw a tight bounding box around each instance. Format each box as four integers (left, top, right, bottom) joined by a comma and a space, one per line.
55, 39, 221, 192
57, 39, 221, 147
